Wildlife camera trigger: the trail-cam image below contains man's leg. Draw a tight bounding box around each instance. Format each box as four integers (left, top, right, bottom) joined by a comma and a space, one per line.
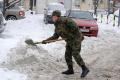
72, 42, 89, 78
62, 45, 74, 75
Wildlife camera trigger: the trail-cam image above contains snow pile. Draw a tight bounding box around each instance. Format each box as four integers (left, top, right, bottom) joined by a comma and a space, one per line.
6, 41, 66, 80
0, 68, 27, 80
0, 12, 54, 63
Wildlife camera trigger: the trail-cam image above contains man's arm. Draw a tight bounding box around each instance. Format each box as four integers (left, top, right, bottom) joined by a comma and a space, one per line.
42, 30, 59, 44
45, 32, 59, 41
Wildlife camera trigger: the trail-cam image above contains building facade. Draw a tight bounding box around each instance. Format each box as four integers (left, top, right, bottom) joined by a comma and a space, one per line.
74, 0, 108, 10
21, 0, 58, 13
22, 0, 120, 13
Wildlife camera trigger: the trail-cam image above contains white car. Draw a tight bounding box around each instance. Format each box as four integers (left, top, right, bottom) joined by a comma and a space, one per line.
0, 11, 6, 33
44, 3, 66, 24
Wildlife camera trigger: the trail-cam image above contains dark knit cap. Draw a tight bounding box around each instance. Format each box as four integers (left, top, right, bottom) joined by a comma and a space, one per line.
52, 10, 61, 17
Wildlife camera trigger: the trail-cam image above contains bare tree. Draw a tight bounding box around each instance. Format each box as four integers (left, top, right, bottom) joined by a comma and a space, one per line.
93, 0, 99, 15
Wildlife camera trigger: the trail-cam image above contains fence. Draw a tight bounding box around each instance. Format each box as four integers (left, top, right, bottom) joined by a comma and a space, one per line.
95, 11, 120, 27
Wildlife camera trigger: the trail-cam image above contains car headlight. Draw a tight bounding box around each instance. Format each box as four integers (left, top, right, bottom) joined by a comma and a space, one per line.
90, 26, 98, 30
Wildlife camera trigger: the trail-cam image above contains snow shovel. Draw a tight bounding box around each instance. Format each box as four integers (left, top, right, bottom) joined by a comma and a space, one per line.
25, 39, 64, 46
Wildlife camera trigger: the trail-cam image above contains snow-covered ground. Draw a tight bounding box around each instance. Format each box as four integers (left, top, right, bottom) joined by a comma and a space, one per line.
0, 12, 120, 80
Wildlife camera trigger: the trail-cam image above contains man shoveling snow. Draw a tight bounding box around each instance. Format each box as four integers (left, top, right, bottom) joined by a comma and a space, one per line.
26, 10, 89, 78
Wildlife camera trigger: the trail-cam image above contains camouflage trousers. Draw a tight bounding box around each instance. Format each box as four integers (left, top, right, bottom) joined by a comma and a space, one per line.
65, 41, 85, 68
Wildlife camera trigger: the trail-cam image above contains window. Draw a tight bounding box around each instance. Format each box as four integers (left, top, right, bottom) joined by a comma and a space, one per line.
75, 0, 80, 7
34, 0, 36, 7
82, 0, 85, 2
100, 0, 103, 3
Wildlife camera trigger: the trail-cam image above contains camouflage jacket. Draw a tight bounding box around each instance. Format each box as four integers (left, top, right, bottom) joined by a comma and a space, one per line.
46, 17, 83, 45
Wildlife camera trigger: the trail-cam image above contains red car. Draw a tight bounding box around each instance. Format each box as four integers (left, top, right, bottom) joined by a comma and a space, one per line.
66, 10, 98, 37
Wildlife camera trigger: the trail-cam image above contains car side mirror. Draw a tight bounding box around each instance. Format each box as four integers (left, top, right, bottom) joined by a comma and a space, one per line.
94, 18, 97, 21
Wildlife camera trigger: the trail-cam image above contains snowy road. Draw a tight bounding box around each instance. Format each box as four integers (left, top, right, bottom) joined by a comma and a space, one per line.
0, 13, 120, 80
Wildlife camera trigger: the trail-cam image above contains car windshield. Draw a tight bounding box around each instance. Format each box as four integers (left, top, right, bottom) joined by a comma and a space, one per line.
48, 4, 65, 11
66, 10, 94, 20
0, 2, 3, 8
0, 2, 3, 11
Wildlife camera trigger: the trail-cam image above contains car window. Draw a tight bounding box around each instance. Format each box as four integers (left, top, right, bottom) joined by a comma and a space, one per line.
0, 2, 3, 11
66, 11, 94, 20
0, 1, 20, 9
48, 4, 65, 11
0, 2, 3, 8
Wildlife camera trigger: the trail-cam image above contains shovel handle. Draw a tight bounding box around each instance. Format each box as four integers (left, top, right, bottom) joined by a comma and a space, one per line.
34, 39, 64, 44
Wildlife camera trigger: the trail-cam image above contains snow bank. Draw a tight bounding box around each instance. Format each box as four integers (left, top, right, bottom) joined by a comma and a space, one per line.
0, 68, 27, 80
0, 12, 54, 63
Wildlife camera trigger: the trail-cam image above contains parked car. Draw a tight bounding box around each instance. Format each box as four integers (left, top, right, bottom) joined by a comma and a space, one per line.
44, 3, 66, 24
0, 1, 25, 20
0, 10, 6, 33
65, 10, 98, 37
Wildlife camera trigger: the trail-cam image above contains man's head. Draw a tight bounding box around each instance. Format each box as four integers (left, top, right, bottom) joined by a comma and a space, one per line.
52, 10, 61, 22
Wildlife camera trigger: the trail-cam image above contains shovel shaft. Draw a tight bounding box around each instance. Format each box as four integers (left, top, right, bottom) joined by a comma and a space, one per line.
34, 39, 64, 44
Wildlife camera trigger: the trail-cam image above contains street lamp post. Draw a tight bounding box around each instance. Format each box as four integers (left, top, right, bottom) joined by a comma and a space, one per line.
118, 9, 120, 26
30, 0, 34, 10
3, 0, 5, 15
108, 0, 110, 14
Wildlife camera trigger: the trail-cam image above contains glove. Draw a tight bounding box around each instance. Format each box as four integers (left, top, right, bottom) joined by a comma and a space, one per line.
42, 40, 47, 44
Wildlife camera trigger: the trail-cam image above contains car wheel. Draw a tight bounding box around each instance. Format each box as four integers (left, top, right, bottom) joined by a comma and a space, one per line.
6, 16, 17, 20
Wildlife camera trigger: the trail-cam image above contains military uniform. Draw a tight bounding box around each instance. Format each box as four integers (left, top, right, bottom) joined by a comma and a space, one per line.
46, 17, 85, 67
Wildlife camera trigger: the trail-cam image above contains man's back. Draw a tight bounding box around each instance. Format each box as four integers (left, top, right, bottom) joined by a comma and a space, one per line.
54, 17, 83, 43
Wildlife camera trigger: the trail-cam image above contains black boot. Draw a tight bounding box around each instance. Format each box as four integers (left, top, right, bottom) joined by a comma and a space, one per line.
62, 65, 74, 75
62, 69, 74, 75
81, 65, 89, 78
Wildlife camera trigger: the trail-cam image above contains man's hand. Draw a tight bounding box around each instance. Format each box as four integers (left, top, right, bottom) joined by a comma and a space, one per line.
42, 40, 48, 44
